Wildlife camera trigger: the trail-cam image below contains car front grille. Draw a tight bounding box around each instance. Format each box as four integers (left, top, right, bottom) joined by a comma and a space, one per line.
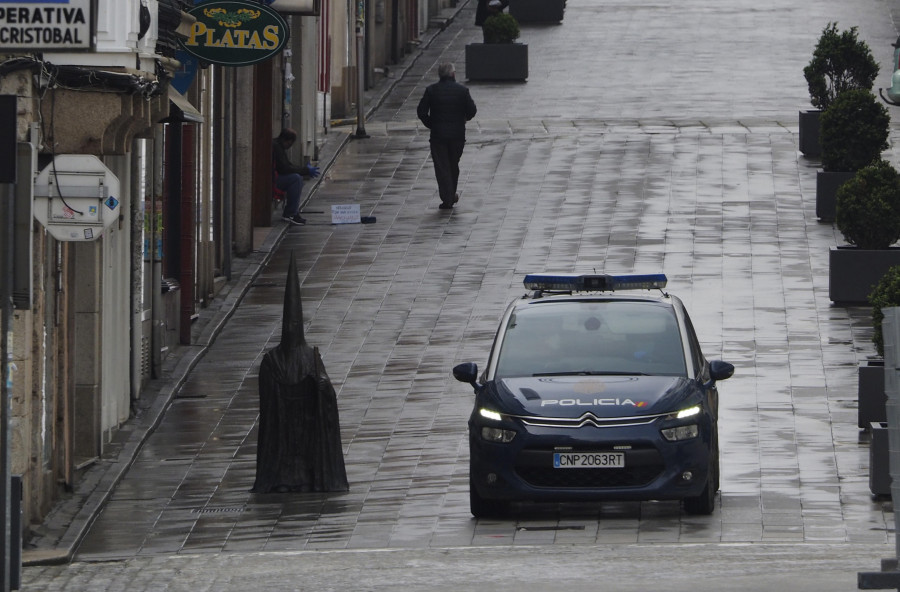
515, 464, 664, 488
518, 412, 665, 429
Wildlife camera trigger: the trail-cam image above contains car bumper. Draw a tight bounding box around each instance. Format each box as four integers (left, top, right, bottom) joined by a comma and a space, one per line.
469, 422, 712, 503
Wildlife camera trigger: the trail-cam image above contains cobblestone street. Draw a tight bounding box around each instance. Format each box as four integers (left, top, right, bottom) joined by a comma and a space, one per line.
20, 0, 900, 589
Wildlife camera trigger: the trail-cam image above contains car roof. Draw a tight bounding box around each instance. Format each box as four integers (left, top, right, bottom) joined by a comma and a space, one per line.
514, 273, 677, 307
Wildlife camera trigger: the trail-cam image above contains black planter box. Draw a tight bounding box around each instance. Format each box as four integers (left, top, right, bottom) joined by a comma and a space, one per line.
816, 170, 854, 222
465, 43, 528, 81
859, 360, 886, 429
829, 246, 900, 305
508, 0, 565, 22
799, 109, 821, 157
870, 422, 891, 497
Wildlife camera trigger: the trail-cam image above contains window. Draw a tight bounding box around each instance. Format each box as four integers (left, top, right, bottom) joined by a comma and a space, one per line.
495, 300, 686, 378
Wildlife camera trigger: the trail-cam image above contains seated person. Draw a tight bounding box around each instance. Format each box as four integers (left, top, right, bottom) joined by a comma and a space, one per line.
273, 128, 320, 225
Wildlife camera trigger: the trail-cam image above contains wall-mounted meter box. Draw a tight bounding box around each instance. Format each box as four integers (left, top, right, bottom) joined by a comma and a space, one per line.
33, 155, 120, 242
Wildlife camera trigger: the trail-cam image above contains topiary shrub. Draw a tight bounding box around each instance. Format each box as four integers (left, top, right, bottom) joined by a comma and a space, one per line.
482, 12, 520, 44
836, 160, 900, 250
803, 22, 879, 111
869, 265, 900, 357
820, 88, 890, 172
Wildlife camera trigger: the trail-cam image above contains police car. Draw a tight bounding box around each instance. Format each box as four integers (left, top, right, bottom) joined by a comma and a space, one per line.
453, 273, 734, 517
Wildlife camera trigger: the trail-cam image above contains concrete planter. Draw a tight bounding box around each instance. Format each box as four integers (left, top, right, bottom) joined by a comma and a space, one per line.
816, 170, 854, 222
870, 421, 891, 497
799, 109, 821, 157
828, 247, 900, 305
508, 0, 565, 23
465, 43, 528, 82
859, 359, 886, 429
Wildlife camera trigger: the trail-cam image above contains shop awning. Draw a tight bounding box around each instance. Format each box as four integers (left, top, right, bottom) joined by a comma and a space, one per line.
167, 86, 203, 123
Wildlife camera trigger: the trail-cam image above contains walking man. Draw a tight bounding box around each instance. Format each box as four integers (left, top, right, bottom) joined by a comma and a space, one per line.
274, 128, 320, 225
416, 63, 477, 209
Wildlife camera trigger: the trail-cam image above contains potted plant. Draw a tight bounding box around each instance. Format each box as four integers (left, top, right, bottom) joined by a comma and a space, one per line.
865, 267, 900, 492
830, 160, 900, 305
870, 264, 900, 358
801, 23, 879, 158
466, 12, 528, 81
816, 88, 889, 221
508, 0, 565, 23
855, 265, 900, 429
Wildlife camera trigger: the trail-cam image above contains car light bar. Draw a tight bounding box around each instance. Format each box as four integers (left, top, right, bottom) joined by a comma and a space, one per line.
523, 273, 668, 292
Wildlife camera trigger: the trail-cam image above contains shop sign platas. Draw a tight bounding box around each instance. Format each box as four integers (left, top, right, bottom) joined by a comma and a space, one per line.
180, 0, 289, 67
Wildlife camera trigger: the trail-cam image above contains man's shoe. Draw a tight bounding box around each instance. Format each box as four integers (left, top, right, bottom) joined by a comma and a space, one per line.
283, 214, 307, 225
438, 203, 453, 210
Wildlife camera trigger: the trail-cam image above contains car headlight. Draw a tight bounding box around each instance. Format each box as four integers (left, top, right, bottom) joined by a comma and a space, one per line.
481, 426, 517, 443
676, 405, 700, 419
661, 405, 701, 441
478, 408, 516, 442
661, 424, 699, 441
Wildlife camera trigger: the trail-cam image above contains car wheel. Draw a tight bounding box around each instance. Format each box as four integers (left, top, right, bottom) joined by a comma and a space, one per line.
682, 440, 719, 516
470, 476, 509, 518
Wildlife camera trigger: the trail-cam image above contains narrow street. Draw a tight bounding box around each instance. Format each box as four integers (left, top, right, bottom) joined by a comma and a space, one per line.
21, 0, 900, 589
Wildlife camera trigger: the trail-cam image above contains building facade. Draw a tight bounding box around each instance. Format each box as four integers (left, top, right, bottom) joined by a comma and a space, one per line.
0, 0, 454, 539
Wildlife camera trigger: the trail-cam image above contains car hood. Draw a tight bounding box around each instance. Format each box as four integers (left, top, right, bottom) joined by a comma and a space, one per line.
486, 375, 699, 418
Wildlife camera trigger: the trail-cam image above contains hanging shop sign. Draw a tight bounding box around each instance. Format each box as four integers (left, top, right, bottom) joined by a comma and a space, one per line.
0, 0, 94, 51
180, 0, 290, 67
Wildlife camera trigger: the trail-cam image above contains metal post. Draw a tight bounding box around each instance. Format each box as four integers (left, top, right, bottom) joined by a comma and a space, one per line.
0, 94, 17, 592
859, 308, 900, 589
0, 183, 13, 592
354, 0, 369, 139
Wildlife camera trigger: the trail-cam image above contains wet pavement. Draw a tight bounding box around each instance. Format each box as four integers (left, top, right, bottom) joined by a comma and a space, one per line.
19, 0, 900, 589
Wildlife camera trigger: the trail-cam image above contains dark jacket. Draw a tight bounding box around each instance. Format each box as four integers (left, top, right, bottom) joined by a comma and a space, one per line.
416, 77, 477, 142
273, 139, 312, 176
475, 0, 509, 26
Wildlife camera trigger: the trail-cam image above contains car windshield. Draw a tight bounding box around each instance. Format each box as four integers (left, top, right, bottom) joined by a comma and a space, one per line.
494, 300, 687, 378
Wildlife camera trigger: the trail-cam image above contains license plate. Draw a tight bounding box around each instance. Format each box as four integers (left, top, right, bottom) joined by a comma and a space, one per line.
553, 452, 625, 468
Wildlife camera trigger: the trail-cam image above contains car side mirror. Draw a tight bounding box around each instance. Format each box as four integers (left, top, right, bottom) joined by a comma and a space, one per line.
453, 362, 481, 392
709, 360, 735, 382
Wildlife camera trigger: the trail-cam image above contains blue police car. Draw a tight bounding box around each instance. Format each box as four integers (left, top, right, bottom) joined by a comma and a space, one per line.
453, 273, 734, 517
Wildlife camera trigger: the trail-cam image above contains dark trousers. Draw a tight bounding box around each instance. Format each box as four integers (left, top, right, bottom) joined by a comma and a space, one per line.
276, 173, 304, 217
430, 139, 465, 206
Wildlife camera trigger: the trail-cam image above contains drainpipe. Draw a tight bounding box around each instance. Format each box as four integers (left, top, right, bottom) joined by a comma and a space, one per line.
152, 128, 164, 377
180, 124, 195, 345
223, 68, 233, 280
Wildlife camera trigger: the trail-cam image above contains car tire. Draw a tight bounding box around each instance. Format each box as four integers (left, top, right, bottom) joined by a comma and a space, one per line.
470, 476, 509, 518
682, 439, 719, 516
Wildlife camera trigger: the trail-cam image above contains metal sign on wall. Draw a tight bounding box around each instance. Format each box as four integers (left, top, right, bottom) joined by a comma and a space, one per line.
181, 0, 290, 67
33, 155, 120, 242
195, 0, 321, 17
0, 0, 94, 51
268, 0, 320, 16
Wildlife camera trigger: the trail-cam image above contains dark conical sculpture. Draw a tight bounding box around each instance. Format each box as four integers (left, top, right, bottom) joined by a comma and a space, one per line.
252, 252, 349, 493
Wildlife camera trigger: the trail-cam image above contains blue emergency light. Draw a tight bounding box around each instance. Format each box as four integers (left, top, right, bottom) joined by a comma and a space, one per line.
523, 273, 668, 292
